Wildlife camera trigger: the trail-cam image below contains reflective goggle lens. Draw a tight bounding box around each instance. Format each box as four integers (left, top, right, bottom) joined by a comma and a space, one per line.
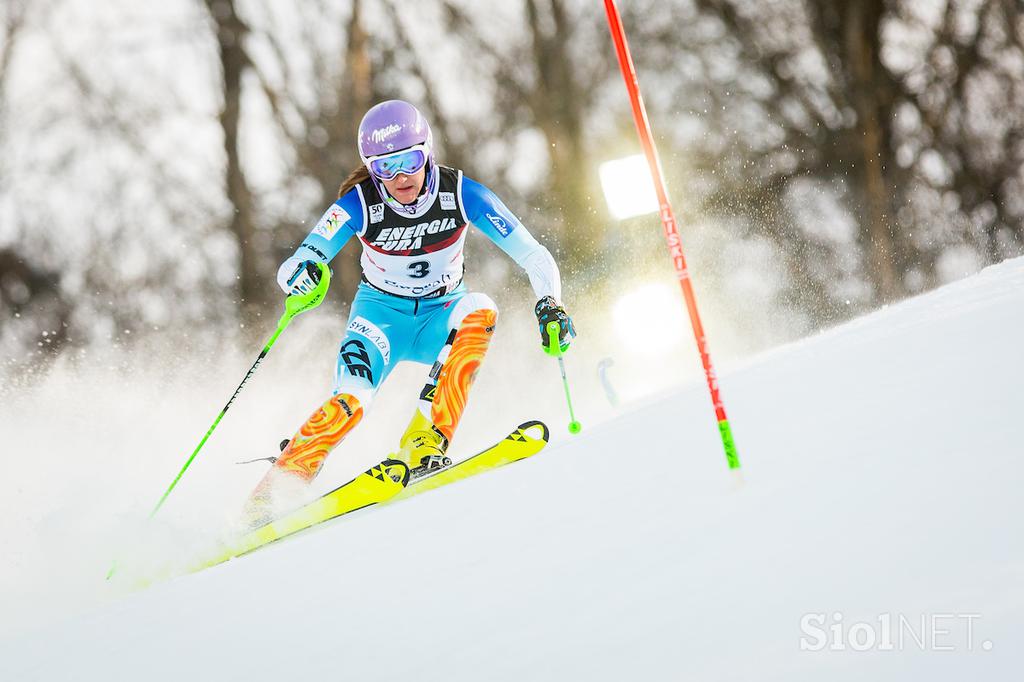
368, 149, 427, 180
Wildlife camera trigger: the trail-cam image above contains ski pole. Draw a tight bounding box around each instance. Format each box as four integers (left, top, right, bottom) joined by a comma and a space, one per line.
545, 320, 581, 434
106, 263, 330, 579
148, 262, 331, 516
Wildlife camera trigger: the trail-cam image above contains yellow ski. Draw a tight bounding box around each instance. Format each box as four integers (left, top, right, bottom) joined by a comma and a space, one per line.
198, 421, 548, 571
389, 420, 548, 503
200, 459, 409, 568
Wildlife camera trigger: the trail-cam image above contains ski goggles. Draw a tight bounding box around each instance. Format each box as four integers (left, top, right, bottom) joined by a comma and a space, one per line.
366, 145, 429, 181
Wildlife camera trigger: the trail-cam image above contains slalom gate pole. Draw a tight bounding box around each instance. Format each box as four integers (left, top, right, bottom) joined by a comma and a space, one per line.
603, 0, 740, 470
106, 264, 331, 580
545, 321, 582, 434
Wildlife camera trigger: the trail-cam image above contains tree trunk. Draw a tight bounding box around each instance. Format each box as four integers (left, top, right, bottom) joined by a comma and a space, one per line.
0, 248, 71, 354
842, 0, 900, 302
0, 2, 29, 168
333, 0, 372, 300
206, 0, 265, 325
527, 0, 599, 263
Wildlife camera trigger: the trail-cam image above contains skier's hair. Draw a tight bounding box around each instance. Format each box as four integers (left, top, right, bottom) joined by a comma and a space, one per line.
338, 165, 370, 199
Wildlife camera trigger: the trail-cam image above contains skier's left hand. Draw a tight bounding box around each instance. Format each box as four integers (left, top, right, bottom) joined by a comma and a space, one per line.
535, 295, 576, 353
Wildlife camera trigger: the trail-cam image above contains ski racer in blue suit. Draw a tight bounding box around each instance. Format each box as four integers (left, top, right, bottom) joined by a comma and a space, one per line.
244, 100, 575, 521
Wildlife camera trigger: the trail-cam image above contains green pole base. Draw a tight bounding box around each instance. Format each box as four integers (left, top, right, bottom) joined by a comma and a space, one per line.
718, 419, 741, 469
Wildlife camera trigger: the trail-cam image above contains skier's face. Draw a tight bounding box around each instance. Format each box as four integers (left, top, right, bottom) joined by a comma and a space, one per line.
382, 167, 426, 205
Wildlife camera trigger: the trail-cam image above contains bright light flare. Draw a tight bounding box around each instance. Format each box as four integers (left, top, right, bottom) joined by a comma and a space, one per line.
613, 283, 686, 354
599, 154, 659, 220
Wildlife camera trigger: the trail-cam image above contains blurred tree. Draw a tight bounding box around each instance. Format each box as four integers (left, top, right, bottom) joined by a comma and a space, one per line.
0, 248, 70, 354
816, 0, 902, 301
204, 0, 267, 325
1, 0, 235, 363
3, 0, 1022, 369
891, 0, 1024, 284
243, 0, 378, 301
440, 0, 614, 266
0, 1, 71, 360
685, 0, 904, 306
0, 0, 27, 224
0, 1, 27, 120
685, 0, 1023, 310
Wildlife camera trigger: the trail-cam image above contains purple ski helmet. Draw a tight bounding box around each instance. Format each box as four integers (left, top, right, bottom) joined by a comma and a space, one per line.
358, 100, 438, 215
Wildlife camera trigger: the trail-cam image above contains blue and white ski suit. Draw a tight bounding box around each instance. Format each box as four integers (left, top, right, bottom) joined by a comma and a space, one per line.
278, 165, 561, 408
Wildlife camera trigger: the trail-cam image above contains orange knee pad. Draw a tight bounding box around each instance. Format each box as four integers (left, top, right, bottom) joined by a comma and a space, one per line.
274, 393, 363, 482
431, 308, 497, 441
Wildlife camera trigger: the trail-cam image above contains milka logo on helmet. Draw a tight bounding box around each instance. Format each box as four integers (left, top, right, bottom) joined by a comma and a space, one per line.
371, 218, 460, 251
371, 124, 402, 144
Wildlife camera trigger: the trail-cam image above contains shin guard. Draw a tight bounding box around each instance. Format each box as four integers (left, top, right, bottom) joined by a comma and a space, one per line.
423, 308, 497, 442
245, 393, 363, 520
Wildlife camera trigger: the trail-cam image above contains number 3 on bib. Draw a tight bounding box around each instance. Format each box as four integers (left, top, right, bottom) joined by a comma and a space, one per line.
408, 260, 430, 279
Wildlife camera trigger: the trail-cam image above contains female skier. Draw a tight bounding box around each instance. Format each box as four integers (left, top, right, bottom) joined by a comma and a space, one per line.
246, 100, 575, 516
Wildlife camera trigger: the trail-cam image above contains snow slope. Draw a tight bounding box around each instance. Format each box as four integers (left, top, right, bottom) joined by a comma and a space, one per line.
2, 258, 1023, 681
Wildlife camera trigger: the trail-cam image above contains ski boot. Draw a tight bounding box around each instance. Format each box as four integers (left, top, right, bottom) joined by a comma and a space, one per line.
395, 409, 452, 480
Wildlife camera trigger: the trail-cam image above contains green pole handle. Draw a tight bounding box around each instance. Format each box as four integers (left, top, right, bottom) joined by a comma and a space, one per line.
544, 319, 569, 357
545, 320, 581, 434
107, 263, 330, 580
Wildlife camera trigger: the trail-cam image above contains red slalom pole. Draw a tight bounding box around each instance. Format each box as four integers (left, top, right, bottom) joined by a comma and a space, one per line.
603, 0, 740, 470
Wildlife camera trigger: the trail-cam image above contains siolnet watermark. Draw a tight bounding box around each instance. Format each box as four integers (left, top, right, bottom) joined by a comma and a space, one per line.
799, 612, 993, 652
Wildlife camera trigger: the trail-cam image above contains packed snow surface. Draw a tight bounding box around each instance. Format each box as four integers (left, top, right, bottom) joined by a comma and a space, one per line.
2, 258, 1023, 680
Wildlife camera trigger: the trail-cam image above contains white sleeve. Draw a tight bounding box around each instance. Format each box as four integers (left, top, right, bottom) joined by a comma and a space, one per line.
515, 244, 562, 303
460, 174, 564, 303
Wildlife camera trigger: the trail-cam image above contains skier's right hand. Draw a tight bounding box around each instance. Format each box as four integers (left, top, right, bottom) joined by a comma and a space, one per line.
277, 257, 323, 296
535, 295, 576, 353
